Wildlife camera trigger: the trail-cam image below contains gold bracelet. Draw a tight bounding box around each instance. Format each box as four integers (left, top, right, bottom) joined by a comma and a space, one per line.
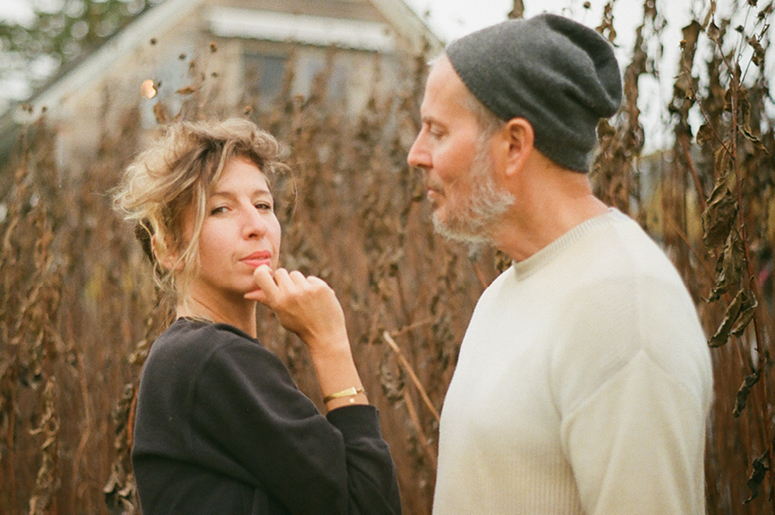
323, 386, 365, 404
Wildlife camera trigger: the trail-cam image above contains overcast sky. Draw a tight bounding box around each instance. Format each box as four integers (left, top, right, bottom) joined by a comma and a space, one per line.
0, 0, 705, 39
408, 0, 630, 40
0, 0, 742, 62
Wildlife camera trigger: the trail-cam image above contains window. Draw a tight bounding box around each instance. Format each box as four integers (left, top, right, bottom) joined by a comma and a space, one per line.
243, 53, 287, 104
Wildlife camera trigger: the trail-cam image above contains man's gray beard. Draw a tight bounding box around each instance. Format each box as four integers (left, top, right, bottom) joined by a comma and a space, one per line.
432, 143, 514, 248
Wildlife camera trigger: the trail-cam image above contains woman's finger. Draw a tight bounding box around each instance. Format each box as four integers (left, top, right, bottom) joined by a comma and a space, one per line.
251, 265, 278, 302
288, 270, 307, 286
306, 276, 327, 288
244, 288, 268, 304
272, 267, 296, 290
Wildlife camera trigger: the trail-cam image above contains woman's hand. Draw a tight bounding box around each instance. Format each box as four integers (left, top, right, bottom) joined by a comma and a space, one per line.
245, 265, 367, 410
245, 265, 348, 355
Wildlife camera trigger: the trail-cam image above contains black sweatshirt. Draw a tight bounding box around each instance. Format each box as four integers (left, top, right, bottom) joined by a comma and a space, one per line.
131, 318, 401, 514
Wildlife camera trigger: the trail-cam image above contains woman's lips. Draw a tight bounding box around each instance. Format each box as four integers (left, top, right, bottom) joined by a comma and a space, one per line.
241, 251, 272, 268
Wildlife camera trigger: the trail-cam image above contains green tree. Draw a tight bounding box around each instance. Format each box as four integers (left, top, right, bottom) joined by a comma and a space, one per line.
0, 0, 156, 105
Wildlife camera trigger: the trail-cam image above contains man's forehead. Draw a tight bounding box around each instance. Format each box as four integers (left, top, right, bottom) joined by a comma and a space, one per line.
421, 58, 471, 114
426, 55, 459, 88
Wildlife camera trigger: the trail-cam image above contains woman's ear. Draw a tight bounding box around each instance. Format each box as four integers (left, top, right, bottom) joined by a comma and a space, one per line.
503, 118, 535, 177
151, 234, 180, 271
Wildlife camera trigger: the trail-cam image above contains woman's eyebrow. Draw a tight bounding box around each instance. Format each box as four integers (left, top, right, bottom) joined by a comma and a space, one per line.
209, 187, 272, 199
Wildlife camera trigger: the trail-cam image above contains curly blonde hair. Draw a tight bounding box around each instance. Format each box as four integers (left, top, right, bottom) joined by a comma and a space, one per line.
113, 118, 288, 299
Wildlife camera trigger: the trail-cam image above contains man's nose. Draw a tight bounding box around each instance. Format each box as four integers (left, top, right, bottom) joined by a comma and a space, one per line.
407, 133, 430, 169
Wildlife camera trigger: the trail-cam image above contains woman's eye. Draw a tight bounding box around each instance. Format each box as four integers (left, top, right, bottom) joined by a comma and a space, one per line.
210, 206, 228, 215
255, 202, 273, 211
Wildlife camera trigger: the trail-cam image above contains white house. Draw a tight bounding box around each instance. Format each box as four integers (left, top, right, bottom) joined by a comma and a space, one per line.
0, 0, 441, 172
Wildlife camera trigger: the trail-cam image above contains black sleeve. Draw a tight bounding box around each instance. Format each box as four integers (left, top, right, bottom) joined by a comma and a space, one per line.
190, 333, 401, 515
328, 407, 402, 515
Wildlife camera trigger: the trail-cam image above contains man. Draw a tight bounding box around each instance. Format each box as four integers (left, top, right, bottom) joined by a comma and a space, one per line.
407, 14, 713, 515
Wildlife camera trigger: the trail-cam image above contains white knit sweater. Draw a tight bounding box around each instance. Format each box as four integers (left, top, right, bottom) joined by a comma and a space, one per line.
432, 209, 713, 515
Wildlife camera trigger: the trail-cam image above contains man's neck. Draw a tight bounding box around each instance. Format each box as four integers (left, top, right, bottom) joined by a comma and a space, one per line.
492, 164, 608, 262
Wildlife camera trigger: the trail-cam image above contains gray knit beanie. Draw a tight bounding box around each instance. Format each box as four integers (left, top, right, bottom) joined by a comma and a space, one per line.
446, 14, 622, 172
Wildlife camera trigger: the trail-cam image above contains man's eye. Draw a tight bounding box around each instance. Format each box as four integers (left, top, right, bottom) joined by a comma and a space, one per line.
426, 124, 444, 139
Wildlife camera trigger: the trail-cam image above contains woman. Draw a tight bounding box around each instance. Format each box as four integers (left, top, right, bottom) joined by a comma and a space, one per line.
113, 118, 401, 514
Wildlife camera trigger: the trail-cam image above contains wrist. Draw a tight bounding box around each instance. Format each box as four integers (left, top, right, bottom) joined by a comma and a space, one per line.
308, 335, 352, 362
323, 386, 365, 404
324, 387, 368, 410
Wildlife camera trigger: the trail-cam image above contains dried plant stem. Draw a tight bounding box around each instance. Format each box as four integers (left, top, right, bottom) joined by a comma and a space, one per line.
391, 318, 435, 337
680, 136, 706, 212
663, 215, 715, 282
730, 67, 774, 510
7, 382, 18, 514
71, 350, 92, 507
401, 387, 438, 469
383, 331, 440, 423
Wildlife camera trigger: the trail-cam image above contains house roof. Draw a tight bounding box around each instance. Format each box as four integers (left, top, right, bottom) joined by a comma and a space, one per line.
209, 8, 397, 52
8, 0, 440, 123
0, 0, 441, 155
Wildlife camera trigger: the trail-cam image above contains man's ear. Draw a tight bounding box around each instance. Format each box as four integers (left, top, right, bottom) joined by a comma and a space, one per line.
503, 118, 535, 177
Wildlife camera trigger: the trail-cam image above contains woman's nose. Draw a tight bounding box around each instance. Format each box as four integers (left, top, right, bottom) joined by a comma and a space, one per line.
242, 207, 267, 238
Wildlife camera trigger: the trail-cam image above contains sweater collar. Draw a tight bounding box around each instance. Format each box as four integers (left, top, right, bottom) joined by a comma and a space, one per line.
510, 208, 621, 280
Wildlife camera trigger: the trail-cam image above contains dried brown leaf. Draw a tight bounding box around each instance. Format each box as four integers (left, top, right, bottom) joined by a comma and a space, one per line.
702, 179, 737, 249
709, 288, 744, 347
748, 36, 765, 66
707, 20, 721, 42
734, 367, 762, 417
103, 381, 140, 513
723, 78, 746, 112
378, 350, 405, 404
696, 123, 715, 145
738, 89, 766, 150
176, 85, 197, 95
738, 86, 751, 120
731, 290, 758, 336
152, 101, 169, 125
28, 380, 60, 515
741, 126, 766, 150
709, 231, 745, 301
744, 450, 769, 503
103, 462, 136, 515
682, 20, 702, 51
713, 141, 734, 177
597, 118, 616, 138
595, 2, 616, 42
